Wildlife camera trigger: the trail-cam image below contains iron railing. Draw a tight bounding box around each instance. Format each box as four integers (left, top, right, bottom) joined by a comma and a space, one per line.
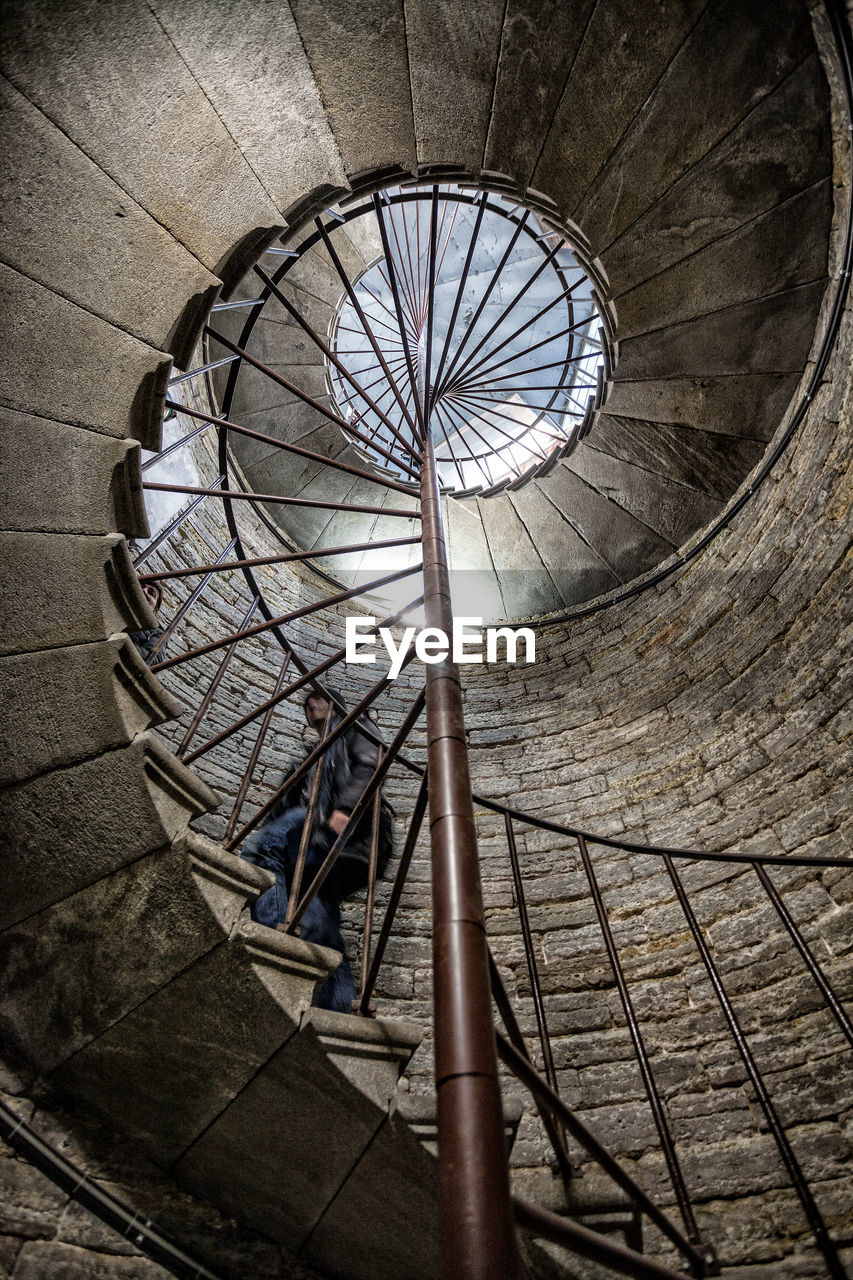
125, 25, 853, 1268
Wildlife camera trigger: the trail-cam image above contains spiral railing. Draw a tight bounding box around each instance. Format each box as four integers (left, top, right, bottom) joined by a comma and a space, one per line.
47, 8, 847, 1269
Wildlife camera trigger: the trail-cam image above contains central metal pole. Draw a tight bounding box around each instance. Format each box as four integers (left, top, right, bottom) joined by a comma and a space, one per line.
420, 417, 520, 1279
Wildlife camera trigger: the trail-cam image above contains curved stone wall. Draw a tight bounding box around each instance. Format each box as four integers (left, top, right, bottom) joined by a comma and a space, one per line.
136, 279, 853, 1269
1, 1, 851, 1275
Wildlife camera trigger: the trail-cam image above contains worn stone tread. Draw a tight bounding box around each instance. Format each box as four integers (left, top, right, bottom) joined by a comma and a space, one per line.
0, 634, 178, 787
614, 280, 828, 381
532, 0, 706, 219
290, 0, 417, 179
563, 442, 722, 548
614, 180, 832, 342
150, 0, 349, 220
0, 532, 150, 658
0, 0, 283, 274
602, 374, 801, 443
50, 926, 334, 1165
0, 263, 169, 451
0, 836, 266, 1073
405, 0, 505, 175
484, 0, 597, 189
576, 0, 816, 252
475, 491, 564, 619
2, 733, 217, 930
535, 463, 675, 585
600, 54, 832, 294
0, 408, 146, 539
0, 73, 219, 363
585, 414, 765, 503
507, 482, 621, 609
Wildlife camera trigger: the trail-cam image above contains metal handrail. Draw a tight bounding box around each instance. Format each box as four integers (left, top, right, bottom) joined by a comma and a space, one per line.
123, 16, 853, 1266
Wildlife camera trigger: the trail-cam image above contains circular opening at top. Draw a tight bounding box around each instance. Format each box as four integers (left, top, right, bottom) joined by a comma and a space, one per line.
327, 183, 609, 495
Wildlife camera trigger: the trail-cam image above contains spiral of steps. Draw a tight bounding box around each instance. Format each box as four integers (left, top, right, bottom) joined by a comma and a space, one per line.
1, 2, 851, 1278
209, 4, 834, 622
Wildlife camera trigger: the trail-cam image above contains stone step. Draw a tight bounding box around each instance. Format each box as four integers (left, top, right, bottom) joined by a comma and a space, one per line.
0, 72, 220, 368
396, 1088, 524, 1159
2, 731, 219, 930
301, 1102, 438, 1280
0, 0, 285, 282
601, 53, 831, 296
1, 634, 180, 789
289, 0, 418, 181
514, 1168, 642, 1280
535, 463, 674, 585
505, 482, 621, 611
562, 442, 722, 550
613, 182, 831, 345
1, 532, 151, 659
0, 835, 268, 1076
0, 409, 148, 541
533, 0, 706, 220
598, 374, 801, 445
583, 415, 765, 505
50, 921, 338, 1166
0, 262, 169, 453
404, 0, 504, 176
485, 0, 597, 190
575, 0, 813, 255
149, 0, 348, 230
613, 280, 827, 384
173, 1007, 429, 1270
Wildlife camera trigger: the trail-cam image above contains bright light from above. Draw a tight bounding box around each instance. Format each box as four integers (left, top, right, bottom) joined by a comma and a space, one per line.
328, 184, 607, 495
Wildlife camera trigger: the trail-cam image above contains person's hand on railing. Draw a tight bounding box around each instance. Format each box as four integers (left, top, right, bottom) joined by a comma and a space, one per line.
327, 809, 349, 835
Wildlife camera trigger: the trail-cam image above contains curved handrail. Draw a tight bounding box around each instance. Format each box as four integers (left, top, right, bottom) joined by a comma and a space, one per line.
131, 10, 853, 1276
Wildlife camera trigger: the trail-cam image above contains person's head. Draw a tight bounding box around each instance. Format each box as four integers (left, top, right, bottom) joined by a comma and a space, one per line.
303, 686, 346, 730
142, 582, 162, 615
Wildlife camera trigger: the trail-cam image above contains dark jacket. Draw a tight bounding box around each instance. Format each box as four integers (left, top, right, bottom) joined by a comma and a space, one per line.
270, 714, 393, 899
128, 626, 166, 666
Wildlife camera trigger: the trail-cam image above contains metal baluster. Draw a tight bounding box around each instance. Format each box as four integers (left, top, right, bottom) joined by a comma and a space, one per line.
142, 480, 421, 520
187, 595, 425, 771
662, 854, 845, 1280
495, 1033, 708, 1277
487, 950, 573, 1188
132, 477, 225, 568
285, 704, 334, 930
204, 324, 419, 478
359, 746, 385, 1001
576, 835, 706, 1252
177, 596, 261, 758
166, 355, 239, 386
753, 861, 853, 1047
504, 815, 571, 1177
359, 771, 429, 1014
224, 650, 292, 843
286, 692, 425, 934
152, 563, 422, 675
163, 398, 418, 496
139, 535, 421, 584
147, 537, 237, 660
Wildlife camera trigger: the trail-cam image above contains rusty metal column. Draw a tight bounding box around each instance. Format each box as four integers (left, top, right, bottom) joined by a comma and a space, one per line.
420, 430, 520, 1280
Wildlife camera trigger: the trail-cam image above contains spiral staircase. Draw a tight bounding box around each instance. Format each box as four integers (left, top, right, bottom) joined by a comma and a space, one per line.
1, 2, 852, 1279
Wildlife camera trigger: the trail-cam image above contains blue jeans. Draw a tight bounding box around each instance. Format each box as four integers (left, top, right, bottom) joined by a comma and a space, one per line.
241, 806, 357, 1014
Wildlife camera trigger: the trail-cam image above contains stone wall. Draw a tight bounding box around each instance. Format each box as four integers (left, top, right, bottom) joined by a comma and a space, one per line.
132, 258, 853, 1270
1, 1, 850, 1273
0, 1059, 325, 1280
459, 227, 853, 1271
